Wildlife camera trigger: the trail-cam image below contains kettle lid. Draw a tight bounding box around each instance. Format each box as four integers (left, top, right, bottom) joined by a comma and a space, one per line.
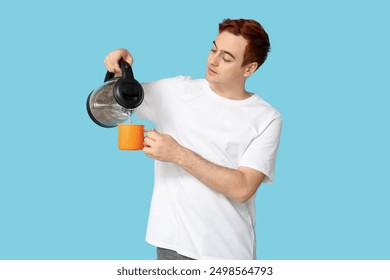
110, 60, 144, 109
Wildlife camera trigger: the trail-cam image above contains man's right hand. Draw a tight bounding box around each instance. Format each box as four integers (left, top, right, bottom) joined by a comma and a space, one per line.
104, 48, 133, 73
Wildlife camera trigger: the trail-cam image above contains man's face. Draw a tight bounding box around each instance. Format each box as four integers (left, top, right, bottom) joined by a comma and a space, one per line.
205, 31, 248, 86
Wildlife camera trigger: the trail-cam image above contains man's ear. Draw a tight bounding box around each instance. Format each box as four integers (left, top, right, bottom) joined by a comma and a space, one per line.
243, 62, 258, 77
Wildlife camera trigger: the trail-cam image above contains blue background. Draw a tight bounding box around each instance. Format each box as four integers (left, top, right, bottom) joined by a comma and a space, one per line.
1, 0, 389, 260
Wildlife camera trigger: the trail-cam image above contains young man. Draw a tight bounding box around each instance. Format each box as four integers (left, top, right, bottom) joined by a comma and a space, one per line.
104, 19, 282, 260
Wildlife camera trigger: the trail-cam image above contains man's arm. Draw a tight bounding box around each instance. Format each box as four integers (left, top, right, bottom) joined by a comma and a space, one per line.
143, 130, 265, 203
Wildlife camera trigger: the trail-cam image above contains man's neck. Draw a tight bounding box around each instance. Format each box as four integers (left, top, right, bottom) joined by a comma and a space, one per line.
209, 82, 250, 100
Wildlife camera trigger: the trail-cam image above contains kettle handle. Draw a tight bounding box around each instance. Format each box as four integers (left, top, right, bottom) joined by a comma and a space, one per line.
103, 59, 134, 82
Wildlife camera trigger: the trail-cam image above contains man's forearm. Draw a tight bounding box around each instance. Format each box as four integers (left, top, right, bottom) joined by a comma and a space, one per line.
175, 146, 262, 203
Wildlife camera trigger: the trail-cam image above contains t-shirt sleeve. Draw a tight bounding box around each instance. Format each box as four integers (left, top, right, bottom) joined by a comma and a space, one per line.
136, 76, 189, 123
136, 79, 170, 122
239, 116, 282, 184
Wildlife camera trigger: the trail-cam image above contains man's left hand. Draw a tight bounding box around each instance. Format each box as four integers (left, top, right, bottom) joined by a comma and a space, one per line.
143, 129, 183, 163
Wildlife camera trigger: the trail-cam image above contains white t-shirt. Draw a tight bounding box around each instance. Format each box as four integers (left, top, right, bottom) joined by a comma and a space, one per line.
137, 76, 282, 260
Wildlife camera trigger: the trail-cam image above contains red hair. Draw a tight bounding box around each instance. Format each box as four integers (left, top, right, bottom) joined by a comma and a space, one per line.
219, 19, 270, 70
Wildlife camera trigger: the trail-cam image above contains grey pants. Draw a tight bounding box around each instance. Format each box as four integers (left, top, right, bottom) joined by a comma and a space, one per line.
157, 247, 195, 260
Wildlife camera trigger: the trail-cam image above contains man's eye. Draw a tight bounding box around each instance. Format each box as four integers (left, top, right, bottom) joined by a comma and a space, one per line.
210, 49, 217, 53
223, 57, 232, 63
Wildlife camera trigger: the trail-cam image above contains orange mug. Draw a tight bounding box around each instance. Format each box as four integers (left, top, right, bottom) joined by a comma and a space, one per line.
118, 124, 145, 150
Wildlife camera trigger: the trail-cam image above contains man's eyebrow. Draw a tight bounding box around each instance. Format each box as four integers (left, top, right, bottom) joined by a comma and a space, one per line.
213, 41, 236, 60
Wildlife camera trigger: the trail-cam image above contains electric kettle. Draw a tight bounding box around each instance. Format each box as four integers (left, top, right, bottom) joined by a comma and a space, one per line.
86, 60, 144, 128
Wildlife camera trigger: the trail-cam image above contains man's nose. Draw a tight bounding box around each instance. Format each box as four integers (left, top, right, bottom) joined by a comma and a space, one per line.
209, 52, 219, 66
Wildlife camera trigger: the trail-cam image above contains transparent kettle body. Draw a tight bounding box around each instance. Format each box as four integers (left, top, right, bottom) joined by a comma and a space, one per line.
87, 78, 131, 128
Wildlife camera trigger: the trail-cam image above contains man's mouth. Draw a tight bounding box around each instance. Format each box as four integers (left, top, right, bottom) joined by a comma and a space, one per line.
208, 67, 217, 74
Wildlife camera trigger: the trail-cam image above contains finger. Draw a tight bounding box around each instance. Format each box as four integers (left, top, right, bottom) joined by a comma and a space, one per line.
104, 54, 123, 73
145, 129, 160, 140
124, 53, 134, 66
111, 60, 121, 73
104, 57, 117, 73
103, 56, 112, 72
143, 135, 155, 146
142, 146, 155, 158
